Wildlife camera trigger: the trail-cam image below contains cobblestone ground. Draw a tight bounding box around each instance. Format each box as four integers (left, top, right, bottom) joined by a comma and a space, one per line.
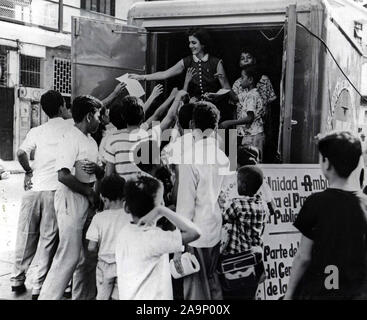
0, 173, 34, 300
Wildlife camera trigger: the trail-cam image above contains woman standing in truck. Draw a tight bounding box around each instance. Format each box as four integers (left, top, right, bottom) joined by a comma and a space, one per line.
129, 28, 233, 120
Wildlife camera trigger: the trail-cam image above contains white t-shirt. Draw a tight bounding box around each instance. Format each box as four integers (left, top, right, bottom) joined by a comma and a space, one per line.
86, 209, 132, 264
176, 137, 230, 248
55, 125, 99, 184
115, 223, 182, 300
19, 117, 72, 191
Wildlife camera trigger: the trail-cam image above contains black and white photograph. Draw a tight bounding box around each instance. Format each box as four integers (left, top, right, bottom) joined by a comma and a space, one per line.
1, 0, 367, 308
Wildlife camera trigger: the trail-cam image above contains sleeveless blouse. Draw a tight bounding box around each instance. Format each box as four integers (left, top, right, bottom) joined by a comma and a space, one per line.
182, 55, 222, 99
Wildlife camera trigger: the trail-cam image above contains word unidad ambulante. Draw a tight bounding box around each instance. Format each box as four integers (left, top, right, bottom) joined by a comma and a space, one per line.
267, 175, 328, 192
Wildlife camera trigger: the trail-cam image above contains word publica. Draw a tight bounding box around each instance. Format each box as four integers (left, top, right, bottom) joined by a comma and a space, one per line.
270, 207, 298, 225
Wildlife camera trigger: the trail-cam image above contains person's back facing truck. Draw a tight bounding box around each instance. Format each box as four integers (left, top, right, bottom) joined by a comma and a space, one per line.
285, 131, 367, 300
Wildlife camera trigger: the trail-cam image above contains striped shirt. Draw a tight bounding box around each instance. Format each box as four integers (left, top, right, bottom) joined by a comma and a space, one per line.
104, 125, 160, 181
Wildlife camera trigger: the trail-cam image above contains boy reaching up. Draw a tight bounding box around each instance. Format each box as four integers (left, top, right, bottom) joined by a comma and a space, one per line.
115, 176, 201, 300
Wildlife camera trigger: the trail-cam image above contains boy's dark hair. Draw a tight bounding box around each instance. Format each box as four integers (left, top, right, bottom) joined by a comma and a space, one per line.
100, 174, 126, 201
40, 90, 64, 118
72, 95, 102, 123
237, 165, 263, 197
318, 131, 361, 178
133, 139, 161, 174
178, 103, 195, 130
121, 96, 145, 126
240, 48, 257, 63
242, 65, 261, 86
187, 28, 211, 54
238, 145, 259, 166
124, 176, 162, 218
192, 102, 220, 131
109, 101, 126, 129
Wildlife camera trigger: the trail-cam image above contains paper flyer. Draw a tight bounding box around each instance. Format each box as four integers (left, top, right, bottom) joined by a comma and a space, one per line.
116, 73, 145, 98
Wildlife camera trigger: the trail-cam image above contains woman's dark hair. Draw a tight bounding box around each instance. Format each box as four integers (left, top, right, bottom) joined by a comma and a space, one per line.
187, 28, 212, 54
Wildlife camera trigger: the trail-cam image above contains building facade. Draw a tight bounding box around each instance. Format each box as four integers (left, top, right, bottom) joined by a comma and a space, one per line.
0, 0, 143, 160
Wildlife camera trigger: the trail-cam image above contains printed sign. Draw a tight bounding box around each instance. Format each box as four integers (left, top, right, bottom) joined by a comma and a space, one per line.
256, 164, 328, 300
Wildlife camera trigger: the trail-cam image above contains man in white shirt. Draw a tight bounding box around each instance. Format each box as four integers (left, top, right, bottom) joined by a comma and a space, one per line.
39, 95, 104, 300
175, 101, 230, 300
10, 91, 72, 298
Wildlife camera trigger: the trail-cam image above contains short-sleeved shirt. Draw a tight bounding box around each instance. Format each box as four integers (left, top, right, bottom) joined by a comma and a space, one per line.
20, 118, 72, 191
222, 195, 268, 255
175, 137, 230, 248
55, 125, 99, 184
182, 54, 221, 98
104, 125, 160, 181
236, 88, 264, 137
99, 124, 119, 164
86, 209, 132, 264
232, 74, 277, 107
115, 223, 183, 300
293, 189, 367, 299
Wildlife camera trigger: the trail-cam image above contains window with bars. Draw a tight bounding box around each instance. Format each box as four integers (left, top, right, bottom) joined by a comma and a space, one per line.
53, 57, 71, 96
20, 55, 41, 88
0, 53, 7, 87
81, 0, 115, 16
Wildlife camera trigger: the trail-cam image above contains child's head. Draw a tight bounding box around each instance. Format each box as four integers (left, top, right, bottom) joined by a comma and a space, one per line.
133, 139, 161, 175
240, 66, 261, 90
109, 101, 127, 129
237, 145, 259, 167
237, 165, 263, 197
40, 90, 65, 119
124, 176, 164, 219
318, 131, 362, 179
239, 49, 256, 68
100, 174, 126, 208
72, 95, 102, 133
121, 96, 145, 126
192, 101, 220, 131
177, 103, 195, 132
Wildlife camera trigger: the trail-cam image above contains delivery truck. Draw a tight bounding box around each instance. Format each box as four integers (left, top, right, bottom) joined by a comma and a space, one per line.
70, 0, 367, 299
71, 0, 367, 164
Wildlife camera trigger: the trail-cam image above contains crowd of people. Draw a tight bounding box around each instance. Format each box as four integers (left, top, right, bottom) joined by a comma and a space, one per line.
9, 27, 367, 301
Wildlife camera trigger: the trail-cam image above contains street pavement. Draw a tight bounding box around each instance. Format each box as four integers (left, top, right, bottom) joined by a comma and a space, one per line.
0, 162, 35, 300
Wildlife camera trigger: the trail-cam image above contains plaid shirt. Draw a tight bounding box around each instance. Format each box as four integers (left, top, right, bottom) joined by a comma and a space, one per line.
222, 195, 267, 255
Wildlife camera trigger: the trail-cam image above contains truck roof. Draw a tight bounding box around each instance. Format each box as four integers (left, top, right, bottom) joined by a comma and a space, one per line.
128, 0, 367, 28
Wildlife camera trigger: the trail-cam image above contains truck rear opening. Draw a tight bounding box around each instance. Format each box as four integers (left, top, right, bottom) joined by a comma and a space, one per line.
152, 27, 284, 163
